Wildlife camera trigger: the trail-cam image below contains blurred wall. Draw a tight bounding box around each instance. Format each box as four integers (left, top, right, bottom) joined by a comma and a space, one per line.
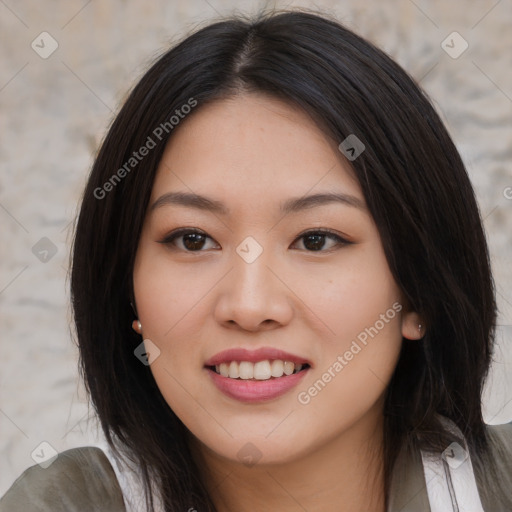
1, 0, 511, 494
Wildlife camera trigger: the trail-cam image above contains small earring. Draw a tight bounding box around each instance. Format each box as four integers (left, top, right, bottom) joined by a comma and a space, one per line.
418, 324, 423, 337
132, 319, 142, 334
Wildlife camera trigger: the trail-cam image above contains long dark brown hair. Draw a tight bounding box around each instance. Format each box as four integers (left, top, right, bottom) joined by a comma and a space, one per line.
70, 9, 509, 510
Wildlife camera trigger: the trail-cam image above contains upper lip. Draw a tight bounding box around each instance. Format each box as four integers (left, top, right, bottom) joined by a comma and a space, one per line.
204, 347, 312, 367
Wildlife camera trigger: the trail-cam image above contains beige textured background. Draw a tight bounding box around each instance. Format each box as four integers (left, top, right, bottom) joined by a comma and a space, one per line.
1, 0, 511, 495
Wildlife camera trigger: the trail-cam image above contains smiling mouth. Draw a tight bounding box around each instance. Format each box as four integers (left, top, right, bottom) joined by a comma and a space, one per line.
206, 360, 310, 380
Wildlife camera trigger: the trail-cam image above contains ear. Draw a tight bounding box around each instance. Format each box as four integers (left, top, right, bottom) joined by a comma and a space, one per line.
401, 310, 425, 340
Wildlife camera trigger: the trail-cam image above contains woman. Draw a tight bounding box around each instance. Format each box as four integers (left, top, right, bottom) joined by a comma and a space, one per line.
2, 9, 511, 512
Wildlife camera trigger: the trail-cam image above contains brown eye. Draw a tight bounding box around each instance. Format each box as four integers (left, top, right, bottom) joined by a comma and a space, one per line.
291, 230, 350, 252
302, 233, 327, 251
159, 229, 219, 251
182, 232, 207, 250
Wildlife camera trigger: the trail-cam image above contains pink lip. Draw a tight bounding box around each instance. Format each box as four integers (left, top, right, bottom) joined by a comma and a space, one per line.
204, 347, 311, 366
206, 366, 310, 403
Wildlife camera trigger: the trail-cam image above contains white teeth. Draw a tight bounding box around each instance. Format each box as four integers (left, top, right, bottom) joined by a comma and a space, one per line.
283, 361, 295, 376
270, 360, 284, 377
219, 363, 229, 377
228, 361, 239, 379
253, 361, 271, 380
213, 360, 306, 380
238, 361, 254, 380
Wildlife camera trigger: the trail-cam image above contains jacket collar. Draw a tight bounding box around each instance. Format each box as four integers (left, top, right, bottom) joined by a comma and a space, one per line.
388, 440, 431, 512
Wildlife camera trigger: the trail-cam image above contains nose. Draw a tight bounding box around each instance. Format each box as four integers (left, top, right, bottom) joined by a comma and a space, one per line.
213, 246, 294, 332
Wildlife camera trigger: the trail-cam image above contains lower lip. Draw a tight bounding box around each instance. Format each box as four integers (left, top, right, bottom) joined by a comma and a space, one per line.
206, 368, 309, 403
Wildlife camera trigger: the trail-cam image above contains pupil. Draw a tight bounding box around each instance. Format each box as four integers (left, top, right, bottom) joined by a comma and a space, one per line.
184, 233, 205, 250
304, 234, 325, 251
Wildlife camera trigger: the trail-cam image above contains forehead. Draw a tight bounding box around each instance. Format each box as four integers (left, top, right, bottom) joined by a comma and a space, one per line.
150, 93, 362, 207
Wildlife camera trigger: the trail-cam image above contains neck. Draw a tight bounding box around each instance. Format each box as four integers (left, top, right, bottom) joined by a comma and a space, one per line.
191, 412, 386, 512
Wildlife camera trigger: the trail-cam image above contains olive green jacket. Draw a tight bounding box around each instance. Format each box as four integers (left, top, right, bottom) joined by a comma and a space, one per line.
1, 422, 511, 511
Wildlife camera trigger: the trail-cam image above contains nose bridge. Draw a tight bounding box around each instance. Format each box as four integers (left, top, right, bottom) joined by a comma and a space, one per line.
213, 236, 293, 329
231, 236, 274, 299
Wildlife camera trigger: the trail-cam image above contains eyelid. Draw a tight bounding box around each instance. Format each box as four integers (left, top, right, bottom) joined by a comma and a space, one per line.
290, 228, 352, 249
157, 228, 220, 249
158, 227, 352, 252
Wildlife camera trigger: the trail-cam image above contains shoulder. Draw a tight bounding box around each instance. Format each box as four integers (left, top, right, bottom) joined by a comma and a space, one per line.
0, 446, 126, 512
475, 421, 512, 510
483, 420, 512, 468
485, 420, 512, 442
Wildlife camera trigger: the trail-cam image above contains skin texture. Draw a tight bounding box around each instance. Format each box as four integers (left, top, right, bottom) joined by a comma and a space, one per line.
132, 93, 423, 512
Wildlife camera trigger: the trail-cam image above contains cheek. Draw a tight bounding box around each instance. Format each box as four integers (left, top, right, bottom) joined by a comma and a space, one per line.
292, 241, 404, 410
297, 326, 401, 442
133, 246, 215, 341
132, 245, 216, 414
292, 242, 401, 346
296, 293, 403, 431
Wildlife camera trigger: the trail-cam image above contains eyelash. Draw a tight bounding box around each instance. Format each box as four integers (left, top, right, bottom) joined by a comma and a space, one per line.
158, 228, 352, 252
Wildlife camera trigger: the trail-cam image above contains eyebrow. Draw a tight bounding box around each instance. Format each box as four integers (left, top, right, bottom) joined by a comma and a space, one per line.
149, 191, 366, 215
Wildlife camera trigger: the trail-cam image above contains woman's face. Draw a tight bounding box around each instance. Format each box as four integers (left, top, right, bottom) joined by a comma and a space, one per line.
133, 93, 421, 466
